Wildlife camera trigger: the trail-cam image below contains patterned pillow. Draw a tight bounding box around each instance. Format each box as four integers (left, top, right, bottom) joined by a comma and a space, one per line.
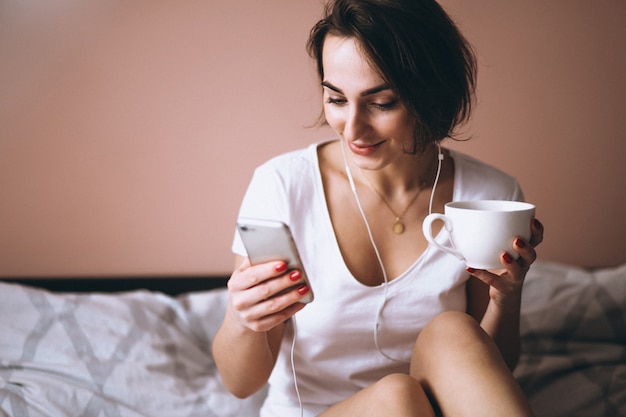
515, 261, 626, 417
0, 283, 264, 417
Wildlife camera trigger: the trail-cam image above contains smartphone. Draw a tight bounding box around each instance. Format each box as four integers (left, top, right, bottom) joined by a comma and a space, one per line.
236, 218, 313, 303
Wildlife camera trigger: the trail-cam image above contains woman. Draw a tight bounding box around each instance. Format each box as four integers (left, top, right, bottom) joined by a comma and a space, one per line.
213, 0, 544, 416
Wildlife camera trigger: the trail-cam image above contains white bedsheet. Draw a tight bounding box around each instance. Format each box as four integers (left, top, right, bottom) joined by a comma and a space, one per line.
0, 285, 265, 417
1, 261, 624, 417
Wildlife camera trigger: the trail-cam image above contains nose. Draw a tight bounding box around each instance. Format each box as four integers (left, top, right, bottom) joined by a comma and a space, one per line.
342, 105, 369, 141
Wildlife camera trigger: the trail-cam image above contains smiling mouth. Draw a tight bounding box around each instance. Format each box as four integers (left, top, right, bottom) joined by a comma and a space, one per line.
347, 140, 384, 156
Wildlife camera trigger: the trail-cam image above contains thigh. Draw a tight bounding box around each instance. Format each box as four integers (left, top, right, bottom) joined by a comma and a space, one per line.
319, 373, 436, 417
410, 311, 533, 417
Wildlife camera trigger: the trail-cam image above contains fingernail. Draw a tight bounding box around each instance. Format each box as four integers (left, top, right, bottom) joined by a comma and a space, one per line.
289, 270, 301, 281
297, 285, 310, 295
503, 252, 514, 264
466, 267, 477, 274
533, 219, 543, 230
515, 238, 526, 248
275, 262, 287, 272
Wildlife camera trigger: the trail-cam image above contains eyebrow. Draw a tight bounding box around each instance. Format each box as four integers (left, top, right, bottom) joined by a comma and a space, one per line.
321, 81, 392, 97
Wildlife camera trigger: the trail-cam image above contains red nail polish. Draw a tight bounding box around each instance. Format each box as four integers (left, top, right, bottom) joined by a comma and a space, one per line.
275, 262, 287, 272
503, 252, 514, 264
289, 270, 301, 281
515, 238, 526, 248
297, 285, 310, 295
466, 267, 477, 274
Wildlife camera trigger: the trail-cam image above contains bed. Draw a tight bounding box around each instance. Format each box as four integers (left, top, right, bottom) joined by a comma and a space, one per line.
1, 260, 625, 417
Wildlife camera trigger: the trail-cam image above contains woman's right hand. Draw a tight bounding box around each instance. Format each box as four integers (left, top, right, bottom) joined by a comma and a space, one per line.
226, 257, 310, 332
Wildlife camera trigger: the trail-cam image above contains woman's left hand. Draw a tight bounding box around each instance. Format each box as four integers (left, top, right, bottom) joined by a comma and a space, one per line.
468, 218, 544, 309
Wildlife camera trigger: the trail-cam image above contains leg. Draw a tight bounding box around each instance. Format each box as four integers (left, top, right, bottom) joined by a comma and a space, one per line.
319, 373, 436, 417
410, 311, 534, 417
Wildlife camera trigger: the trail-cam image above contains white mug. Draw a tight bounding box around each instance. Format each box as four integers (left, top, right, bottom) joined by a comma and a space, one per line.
422, 200, 535, 270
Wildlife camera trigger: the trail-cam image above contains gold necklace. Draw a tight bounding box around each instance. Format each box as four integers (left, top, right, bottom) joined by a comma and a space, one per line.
362, 176, 425, 234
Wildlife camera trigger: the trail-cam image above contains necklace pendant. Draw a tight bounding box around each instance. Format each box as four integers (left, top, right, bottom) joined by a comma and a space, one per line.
392, 218, 405, 234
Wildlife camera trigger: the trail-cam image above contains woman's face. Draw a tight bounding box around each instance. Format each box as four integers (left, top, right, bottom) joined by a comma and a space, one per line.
321, 35, 415, 170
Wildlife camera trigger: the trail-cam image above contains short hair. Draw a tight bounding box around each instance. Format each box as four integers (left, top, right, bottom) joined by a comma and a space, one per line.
307, 0, 477, 152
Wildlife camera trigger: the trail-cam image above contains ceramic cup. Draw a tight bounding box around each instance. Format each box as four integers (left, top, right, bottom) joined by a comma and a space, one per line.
422, 200, 535, 270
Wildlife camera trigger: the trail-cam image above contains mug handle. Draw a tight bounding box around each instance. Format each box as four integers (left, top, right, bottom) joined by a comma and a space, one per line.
422, 213, 465, 262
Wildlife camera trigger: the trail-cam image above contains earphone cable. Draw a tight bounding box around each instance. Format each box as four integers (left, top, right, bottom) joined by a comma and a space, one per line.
341, 140, 443, 363
289, 140, 444, 414
290, 316, 304, 417
429, 145, 444, 215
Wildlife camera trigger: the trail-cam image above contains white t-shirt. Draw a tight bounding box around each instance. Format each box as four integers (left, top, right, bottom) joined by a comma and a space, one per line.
232, 140, 523, 416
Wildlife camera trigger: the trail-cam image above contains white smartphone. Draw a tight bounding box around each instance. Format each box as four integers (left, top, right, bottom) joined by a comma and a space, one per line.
236, 218, 313, 303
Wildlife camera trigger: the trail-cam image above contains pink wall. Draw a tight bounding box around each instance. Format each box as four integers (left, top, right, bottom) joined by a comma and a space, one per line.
1, 1, 624, 277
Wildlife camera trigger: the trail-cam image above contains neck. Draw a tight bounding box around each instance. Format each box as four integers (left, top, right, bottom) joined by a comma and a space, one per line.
352, 145, 439, 199
339, 139, 444, 239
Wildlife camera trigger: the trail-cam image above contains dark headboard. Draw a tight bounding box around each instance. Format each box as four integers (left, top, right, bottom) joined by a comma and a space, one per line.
0, 276, 229, 296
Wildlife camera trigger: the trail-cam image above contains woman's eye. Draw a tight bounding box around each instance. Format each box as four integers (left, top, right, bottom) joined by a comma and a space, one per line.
325, 96, 398, 110
372, 100, 398, 110
326, 97, 346, 105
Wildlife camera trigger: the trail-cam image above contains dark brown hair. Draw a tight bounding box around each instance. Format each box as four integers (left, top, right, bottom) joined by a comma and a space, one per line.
307, 0, 477, 152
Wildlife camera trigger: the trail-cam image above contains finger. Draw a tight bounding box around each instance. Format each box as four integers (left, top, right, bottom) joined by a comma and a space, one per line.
230, 267, 307, 312
229, 259, 289, 292
467, 251, 522, 285
239, 286, 309, 329
245, 302, 306, 333
513, 237, 537, 270
466, 267, 509, 292
252, 270, 303, 301
529, 218, 544, 247
501, 251, 523, 276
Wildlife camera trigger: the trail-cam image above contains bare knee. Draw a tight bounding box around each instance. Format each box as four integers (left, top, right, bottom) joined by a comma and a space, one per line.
418, 311, 489, 350
373, 374, 422, 400
411, 311, 497, 374
321, 374, 436, 417
409, 312, 533, 416
369, 374, 435, 416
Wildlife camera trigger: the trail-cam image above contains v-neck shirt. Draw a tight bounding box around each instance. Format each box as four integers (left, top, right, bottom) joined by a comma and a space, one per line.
232, 139, 523, 416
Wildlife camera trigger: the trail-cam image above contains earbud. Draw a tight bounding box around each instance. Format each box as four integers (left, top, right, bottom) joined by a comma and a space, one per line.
429, 144, 443, 216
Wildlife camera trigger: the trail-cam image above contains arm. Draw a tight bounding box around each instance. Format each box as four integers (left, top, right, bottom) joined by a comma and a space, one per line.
212, 256, 308, 398
466, 218, 544, 370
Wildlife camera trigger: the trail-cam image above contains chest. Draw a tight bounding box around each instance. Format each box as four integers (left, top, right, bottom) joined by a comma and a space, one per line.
314, 143, 456, 286
322, 178, 451, 286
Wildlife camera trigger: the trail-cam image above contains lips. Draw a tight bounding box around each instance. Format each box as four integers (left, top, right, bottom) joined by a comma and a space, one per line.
347, 140, 384, 156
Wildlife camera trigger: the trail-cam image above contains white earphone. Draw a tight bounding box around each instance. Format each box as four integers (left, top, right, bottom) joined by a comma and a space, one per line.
290, 141, 444, 416
340, 139, 443, 362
